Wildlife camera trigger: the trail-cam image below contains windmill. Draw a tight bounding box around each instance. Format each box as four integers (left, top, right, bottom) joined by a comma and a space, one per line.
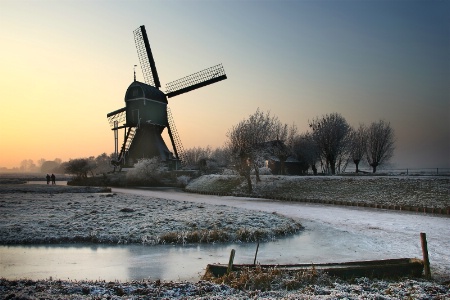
106, 25, 227, 169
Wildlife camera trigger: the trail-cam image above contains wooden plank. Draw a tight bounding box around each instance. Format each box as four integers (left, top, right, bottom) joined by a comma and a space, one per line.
205, 258, 424, 279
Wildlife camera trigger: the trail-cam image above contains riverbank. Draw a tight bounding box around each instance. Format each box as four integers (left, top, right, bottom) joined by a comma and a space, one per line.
186, 175, 450, 214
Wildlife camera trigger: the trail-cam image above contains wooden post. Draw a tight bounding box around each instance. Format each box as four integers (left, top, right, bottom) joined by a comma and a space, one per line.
227, 249, 236, 274
253, 242, 260, 265
420, 232, 431, 278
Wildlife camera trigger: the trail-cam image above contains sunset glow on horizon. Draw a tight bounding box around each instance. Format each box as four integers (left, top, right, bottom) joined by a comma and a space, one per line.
1, 0, 449, 170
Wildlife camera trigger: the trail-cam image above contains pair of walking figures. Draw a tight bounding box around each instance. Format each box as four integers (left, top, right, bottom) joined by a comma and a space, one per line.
46, 173, 56, 185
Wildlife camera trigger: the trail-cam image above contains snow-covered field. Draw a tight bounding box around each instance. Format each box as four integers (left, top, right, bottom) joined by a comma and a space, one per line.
0, 185, 301, 245
186, 175, 450, 211
1, 176, 449, 299
115, 184, 450, 282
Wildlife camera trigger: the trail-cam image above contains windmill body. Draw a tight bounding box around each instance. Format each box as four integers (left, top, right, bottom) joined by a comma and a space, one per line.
124, 81, 174, 164
107, 25, 227, 169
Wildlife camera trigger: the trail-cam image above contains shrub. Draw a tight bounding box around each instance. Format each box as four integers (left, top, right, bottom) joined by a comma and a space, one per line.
203, 265, 330, 291
126, 157, 165, 185
222, 169, 238, 175
236, 228, 253, 242
159, 232, 179, 244
258, 167, 272, 175
177, 175, 191, 187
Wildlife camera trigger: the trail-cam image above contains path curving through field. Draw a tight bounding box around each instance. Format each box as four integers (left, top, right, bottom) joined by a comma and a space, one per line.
113, 187, 450, 280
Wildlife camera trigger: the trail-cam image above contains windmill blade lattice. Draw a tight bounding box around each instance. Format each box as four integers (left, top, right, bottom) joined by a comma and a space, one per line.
167, 107, 187, 166
165, 64, 226, 98
133, 26, 161, 88
107, 107, 126, 128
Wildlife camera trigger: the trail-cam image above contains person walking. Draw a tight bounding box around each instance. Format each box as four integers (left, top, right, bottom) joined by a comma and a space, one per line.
46, 174, 50, 185
51, 174, 56, 185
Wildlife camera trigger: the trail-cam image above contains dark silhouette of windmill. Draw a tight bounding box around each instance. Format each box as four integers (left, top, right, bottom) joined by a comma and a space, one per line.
107, 25, 227, 169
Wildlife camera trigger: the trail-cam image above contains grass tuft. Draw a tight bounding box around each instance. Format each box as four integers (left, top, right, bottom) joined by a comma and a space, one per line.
203, 265, 332, 291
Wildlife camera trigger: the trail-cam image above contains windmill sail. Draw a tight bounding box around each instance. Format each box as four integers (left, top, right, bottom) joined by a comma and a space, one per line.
165, 64, 227, 98
134, 25, 161, 88
107, 107, 126, 128
167, 107, 187, 165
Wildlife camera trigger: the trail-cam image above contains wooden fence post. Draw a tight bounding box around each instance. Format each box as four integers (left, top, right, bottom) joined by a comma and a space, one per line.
227, 249, 236, 274
420, 232, 431, 278
253, 242, 260, 265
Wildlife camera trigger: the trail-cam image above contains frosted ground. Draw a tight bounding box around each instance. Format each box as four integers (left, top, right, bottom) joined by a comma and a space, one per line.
0, 185, 301, 245
116, 176, 450, 282
1, 176, 449, 299
186, 175, 450, 210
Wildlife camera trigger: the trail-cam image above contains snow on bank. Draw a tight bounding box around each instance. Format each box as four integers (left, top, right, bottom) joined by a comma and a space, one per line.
0, 184, 301, 245
186, 175, 450, 210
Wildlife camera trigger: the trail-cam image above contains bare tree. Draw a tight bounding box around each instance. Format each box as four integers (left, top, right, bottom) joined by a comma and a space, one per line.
226, 108, 282, 192
93, 153, 115, 176
37, 158, 46, 169
269, 123, 297, 175
309, 113, 351, 175
227, 120, 253, 192
40, 160, 60, 174
366, 120, 395, 173
20, 159, 37, 173
349, 124, 367, 173
64, 158, 96, 179
184, 146, 213, 169
292, 132, 320, 175
210, 146, 231, 169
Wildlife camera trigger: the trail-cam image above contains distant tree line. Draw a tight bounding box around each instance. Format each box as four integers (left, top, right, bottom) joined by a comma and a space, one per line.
4, 153, 116, 180
6, 110, 394, 188
2, 158, 65, 174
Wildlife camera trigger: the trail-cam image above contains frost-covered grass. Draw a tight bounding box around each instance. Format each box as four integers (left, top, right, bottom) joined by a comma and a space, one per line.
186, 175, 450, 210
203, 265, 450, 297
186, 175, 244, 194
1, 180, 449, 298
1, 276, 448, 299
0, 184, 302, 245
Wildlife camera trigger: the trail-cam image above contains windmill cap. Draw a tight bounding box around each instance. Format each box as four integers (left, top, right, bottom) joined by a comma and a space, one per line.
125, 81, 167, 104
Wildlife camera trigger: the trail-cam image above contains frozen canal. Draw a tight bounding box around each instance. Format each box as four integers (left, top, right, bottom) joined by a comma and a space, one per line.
1, 187, 449, 281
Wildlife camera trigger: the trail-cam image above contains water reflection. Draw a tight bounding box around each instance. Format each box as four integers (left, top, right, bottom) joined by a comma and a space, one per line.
0, 221, 384, 281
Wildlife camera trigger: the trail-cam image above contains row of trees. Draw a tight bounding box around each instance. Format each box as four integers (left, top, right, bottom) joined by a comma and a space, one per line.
62, 153, 113, 179
181, 109, 395, 192
7, 158, 64, 173
5, 154, 116, 178
306, 113, 395, 174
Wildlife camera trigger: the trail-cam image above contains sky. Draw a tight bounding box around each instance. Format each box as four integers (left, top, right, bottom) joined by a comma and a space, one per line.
0, 0, 449, 169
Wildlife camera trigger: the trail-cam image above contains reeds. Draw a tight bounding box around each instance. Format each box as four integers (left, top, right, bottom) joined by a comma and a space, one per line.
202, 265, 332, 291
